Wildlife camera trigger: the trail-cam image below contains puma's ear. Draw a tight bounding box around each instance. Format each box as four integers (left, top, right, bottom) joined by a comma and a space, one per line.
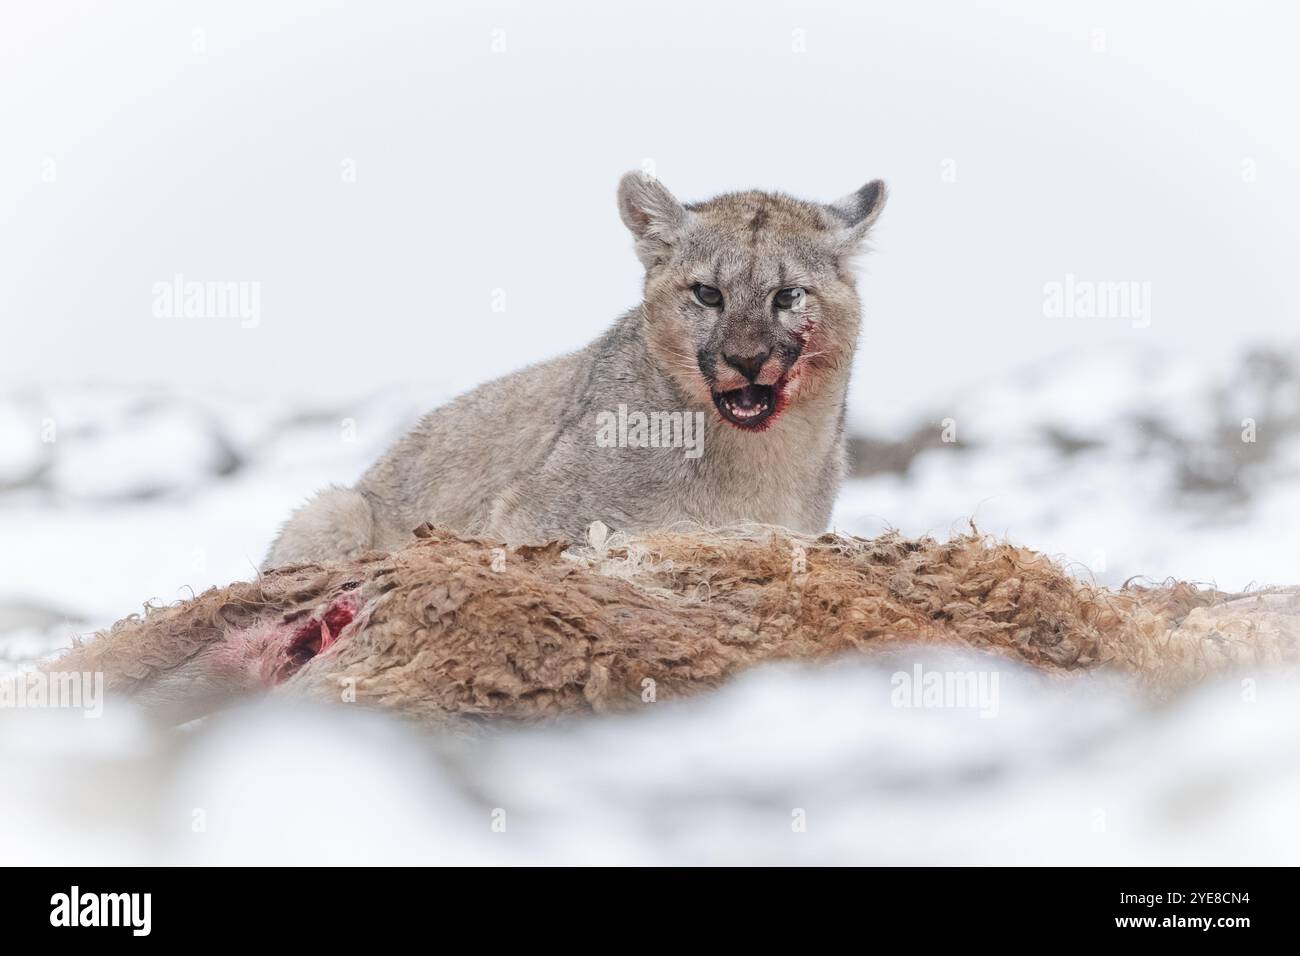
617, 172, 689, 267
827, 179, 888, 250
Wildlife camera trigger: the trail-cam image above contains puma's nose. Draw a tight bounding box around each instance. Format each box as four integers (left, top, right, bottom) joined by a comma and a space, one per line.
722, 350, 771, 382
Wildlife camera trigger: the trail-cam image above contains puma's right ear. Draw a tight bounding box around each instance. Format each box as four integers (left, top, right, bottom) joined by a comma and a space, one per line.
618, 172, 689, 268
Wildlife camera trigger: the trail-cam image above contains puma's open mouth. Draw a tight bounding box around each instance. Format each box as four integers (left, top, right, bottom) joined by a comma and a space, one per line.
713, 383, 776, 429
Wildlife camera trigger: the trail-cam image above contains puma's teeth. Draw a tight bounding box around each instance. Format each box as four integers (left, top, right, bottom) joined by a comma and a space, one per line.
712, 384, 777, 428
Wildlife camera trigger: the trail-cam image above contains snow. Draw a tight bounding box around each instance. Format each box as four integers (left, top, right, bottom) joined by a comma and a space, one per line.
4, 654, 1297, 865
836, 342, 1300, 589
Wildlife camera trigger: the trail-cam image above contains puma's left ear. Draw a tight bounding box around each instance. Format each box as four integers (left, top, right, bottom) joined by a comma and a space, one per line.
618, 171, 690, 268
828, 179, 888, 250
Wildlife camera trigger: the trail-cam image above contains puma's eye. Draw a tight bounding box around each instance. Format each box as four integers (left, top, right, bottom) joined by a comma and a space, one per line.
693, 284, 724, 308
774, 287, 806, 310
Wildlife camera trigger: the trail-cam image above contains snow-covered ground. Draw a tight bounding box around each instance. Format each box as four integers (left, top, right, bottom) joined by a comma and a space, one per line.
838, 342, 1300, 590
1, 341, 1297, 864
5, 654, 1298, 865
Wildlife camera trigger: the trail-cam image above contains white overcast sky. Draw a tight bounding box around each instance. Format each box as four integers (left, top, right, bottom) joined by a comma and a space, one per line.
2, 0, 1297, 428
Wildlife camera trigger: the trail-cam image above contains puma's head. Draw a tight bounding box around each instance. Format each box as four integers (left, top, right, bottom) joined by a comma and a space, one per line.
618, 172, 886, 430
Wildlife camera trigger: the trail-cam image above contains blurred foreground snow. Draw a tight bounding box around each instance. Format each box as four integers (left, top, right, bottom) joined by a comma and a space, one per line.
3, 651, 1295, 865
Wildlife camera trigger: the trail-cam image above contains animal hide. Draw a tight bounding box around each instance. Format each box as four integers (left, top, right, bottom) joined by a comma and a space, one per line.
46, 524, 1300, 727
